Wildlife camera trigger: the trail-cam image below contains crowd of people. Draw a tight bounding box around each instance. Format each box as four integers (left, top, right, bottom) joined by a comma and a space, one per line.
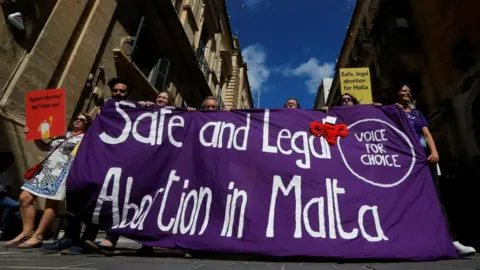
0, 77, 476, 258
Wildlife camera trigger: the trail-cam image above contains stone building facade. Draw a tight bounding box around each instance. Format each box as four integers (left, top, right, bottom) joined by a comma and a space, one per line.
0, 0, 252, 194
313, 78, 333, 108
318, 0, 480, 248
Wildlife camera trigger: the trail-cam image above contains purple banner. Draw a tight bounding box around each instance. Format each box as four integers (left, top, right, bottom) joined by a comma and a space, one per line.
67, 100, 457, 260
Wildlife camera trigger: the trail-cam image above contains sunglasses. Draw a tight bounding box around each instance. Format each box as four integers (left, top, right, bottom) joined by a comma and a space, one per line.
341, 97, 353, 102
112, 88, 127, 94
75, 117, 87, 122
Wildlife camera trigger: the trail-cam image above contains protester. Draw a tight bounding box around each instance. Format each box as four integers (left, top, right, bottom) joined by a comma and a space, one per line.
140, 90, 196, 111
4, 113, 92, 249
40, 77, 132, 255
284, 98, 301, 109
318, 93, 358, 111
336, 93, 359, 106
201, 96, 219, 111
394, 83, 475, 257
139, 90, 175, 107
108, 77, 131, 101
84, 90, 182, 257
0, 152, 20, 239
319, 93, 382, 111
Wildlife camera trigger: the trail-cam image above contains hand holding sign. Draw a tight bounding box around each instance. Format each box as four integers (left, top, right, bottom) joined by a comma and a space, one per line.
25, 89, 66, 140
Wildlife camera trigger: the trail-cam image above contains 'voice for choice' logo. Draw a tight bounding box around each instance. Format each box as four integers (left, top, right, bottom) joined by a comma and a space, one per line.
337, 119, 416, 188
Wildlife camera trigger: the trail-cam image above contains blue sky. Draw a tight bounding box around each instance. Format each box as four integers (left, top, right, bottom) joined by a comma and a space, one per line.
226, 0, 356, 109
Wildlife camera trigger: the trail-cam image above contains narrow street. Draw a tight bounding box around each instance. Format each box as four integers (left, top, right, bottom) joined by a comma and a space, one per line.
0, 240, 479, 270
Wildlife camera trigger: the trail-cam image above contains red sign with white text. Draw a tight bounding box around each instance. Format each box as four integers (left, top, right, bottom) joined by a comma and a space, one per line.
25, 89, 66, 140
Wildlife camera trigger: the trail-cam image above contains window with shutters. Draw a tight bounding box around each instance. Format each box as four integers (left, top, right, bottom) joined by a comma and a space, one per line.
129, 16, 172, 92
149, 58, 171, 91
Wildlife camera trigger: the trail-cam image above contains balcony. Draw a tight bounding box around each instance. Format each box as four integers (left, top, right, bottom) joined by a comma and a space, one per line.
204, 0, 221, 33
196, 50, 211, 81
357, 28, 375, 57
145, 0, 213, 105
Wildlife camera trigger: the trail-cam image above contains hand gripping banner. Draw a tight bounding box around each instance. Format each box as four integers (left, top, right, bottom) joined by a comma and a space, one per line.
67, 99, 458, 260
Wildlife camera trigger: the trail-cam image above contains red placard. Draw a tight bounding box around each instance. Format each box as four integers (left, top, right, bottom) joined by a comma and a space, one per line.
25, 89, 66, 140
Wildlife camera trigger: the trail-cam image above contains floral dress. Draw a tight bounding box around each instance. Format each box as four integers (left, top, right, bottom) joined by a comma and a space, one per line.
22, 132, 84, 201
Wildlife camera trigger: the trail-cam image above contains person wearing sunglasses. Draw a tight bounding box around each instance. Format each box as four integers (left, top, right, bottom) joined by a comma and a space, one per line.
336, 93, 359, 106
4, 113, 92, 249
320, 93, 381, 112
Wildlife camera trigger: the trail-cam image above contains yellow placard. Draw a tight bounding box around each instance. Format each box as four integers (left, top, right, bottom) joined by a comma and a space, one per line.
339, 67, 373, 104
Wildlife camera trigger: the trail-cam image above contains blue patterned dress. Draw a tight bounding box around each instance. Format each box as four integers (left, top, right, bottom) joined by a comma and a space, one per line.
22, 132, 84, 201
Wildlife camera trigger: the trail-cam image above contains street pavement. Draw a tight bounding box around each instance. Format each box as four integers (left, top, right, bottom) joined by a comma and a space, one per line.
0, 238, 479, 270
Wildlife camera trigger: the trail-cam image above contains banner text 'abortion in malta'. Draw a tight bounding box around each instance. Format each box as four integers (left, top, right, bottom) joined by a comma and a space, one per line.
93, 101, 388, 243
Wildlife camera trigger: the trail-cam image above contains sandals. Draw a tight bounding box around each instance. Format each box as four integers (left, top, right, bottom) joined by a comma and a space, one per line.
3, 232, 34, 248
17, 235, 43, 249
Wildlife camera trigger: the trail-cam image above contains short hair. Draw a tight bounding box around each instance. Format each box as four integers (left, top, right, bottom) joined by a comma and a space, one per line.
284, 98, 301, 108
336, 93, 359, 106
107, 77, 131, 93
202, 96, 218, 109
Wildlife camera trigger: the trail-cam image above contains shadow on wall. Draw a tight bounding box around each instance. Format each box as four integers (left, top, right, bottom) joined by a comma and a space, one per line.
0, 121, 23, 197
0, 118, 51, 197
0, 0, 57, 52
440, 158, 480, 250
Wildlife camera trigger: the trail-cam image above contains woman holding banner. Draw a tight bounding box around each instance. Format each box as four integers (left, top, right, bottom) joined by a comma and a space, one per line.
83, 90, 181, 257
336, 93, 359, 106
338, 93, 382, 107
319, 93, 381, 111
284, 98, 301, 109
394, 83, 475, 257
4, 113, 92, 249
139, 90, 196, 111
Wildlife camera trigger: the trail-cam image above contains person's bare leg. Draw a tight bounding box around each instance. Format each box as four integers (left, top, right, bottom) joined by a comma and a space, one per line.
3, 191, 36, 246
18, 199, 58, 247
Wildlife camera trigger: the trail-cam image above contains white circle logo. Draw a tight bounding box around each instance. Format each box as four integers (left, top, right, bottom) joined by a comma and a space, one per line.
337, 119, 416, 188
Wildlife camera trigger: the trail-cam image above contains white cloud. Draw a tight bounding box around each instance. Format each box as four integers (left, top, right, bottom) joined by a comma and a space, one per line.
282, 58, 335, 94
242, 44, 270, 93
244, 0, 269, 10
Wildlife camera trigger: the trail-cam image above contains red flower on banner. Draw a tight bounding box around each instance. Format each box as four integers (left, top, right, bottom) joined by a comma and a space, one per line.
310, 122, 348, 145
